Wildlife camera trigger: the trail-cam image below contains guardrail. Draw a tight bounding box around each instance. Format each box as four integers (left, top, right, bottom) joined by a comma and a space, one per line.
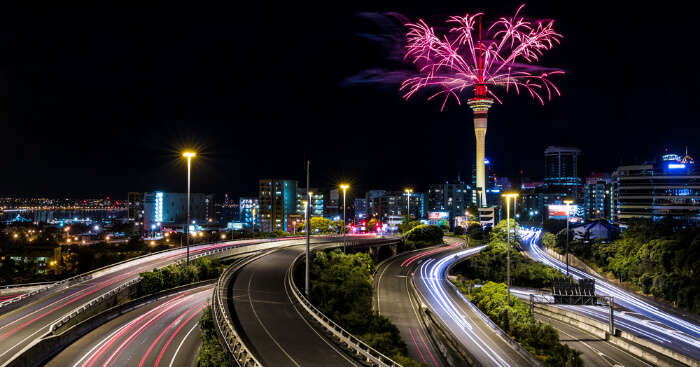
50, 277, 141, 333
212, 256, 263, 367
287, 241, 403, 367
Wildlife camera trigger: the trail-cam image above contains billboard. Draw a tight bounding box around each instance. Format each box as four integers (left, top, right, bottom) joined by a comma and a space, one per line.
548, 204, 577, 220
428, 212, 449, 220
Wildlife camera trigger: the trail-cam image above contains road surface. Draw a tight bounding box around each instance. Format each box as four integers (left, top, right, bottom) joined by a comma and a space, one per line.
412, 238, 532, 367
229, 243, 362, 367
45, 284, 213, 367
521, 228, 700, 361
0, 238, 307, 366
374, 248, 449, 367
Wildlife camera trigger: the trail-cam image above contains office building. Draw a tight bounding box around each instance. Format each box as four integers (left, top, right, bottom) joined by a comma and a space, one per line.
371, 191, 423, 223
354, 198, 368, 222
583, 173, 612, 220
296, 188, 324, 217
143, 191, 215, 231
612, 152, 699, 223
127, 192, 144, 222
259, 179, 298, 232
544, 146, 582, 186
239, 197, 259, 230
428, 180, 472, 227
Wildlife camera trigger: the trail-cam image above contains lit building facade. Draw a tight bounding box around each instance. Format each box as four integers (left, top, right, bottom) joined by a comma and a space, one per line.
296, 188, 324, 217
127, 192, 144, 222
612, 152, 699, 223
371, 191, 423, 221
583, 173, 612, 220
259, 179, 298, 232
143, 191, 215, 231
239, 197, 259, 230
428, 181, 471, 227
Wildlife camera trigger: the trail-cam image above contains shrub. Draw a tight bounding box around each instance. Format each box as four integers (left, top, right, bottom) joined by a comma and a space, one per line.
402, 225, 444, 249
198, 306, 229, 366
454, 226, 466, 236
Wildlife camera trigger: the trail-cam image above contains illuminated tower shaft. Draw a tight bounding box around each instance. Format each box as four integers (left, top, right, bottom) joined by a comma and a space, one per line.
468, 97, 494, 207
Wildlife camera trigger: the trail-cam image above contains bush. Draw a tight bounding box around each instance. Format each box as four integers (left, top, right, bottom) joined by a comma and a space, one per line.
402, 225, 444, 249
452, 241, 566, 288
454, 226, 466, 236
310, 250, 420, 365
467, 223, 485, 241
137, 257, 225, 296
467, 281, 582, 367
198, 306, 229, 366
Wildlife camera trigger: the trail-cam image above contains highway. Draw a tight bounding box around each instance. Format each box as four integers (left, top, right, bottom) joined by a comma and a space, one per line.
0, 237, 308, 366
521, 228, 700, 361
534, 311, 655, 367
411, 237, 533, 367
374, 248, 449, 367
45, 284, 213, 367
229, 242, 361, 367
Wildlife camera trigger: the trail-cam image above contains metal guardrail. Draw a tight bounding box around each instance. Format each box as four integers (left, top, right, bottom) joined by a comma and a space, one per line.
212, 257, 263, 367
49, 277, 141, 333
287, 241, 402, 367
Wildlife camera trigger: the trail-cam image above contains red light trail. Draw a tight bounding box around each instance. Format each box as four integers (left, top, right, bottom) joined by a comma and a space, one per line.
401, 4, 564, 110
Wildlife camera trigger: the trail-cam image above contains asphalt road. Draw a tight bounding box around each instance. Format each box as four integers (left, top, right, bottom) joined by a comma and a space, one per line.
534, 312, 656, 367
0, 238, 307, 366
229, 243, 360, 367
374, 248, 450, 367
412, 238, 532, 367
520, 228, 700, 361
45, 284, 213, 367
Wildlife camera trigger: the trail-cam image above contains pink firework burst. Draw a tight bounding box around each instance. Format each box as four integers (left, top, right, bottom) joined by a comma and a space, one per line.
401, 4, 564, 110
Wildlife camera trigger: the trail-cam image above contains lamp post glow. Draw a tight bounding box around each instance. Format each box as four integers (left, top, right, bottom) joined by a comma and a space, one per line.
503, 193, 519, 305
340, 184, 349, 253
563, 199, 574, 276
404, 188, 413, 220
183, 151, 196, 265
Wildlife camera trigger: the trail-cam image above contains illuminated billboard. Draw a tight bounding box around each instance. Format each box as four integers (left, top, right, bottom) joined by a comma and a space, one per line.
428, 212, 449, 220
548, 204, 577, 220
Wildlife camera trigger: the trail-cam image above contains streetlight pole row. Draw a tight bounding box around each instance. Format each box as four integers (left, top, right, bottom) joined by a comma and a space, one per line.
183, 151, 196, 265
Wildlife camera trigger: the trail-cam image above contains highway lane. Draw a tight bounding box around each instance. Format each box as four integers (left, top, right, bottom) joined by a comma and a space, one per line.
412, 238, 532, 367
520, 228, 700, 360
45, 284, 212, 367
374, 249, 449, 367
534, 312, 655, 367
0, 238, 308, 366
230, 243, 360, 367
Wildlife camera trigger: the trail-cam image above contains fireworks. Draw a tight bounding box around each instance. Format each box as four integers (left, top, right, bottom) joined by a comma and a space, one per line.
401, 5, 564, 110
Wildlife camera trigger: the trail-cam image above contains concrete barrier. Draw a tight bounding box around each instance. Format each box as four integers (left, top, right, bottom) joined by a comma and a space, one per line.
3, 281, 216, 367
533, 304, 697, 367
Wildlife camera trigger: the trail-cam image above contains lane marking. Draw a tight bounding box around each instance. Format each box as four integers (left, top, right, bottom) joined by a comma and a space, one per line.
168, 322, 200, 367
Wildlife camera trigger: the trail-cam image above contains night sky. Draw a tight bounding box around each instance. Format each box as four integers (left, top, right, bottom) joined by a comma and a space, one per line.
3, 1, 699, 199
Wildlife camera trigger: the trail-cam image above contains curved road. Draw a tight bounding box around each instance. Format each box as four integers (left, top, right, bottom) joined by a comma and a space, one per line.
374, 248, 449, 367
521, 228, 700, 361
230, 243, 362, 367
45, 284, 213, 367
0, 238, 308, 365
412, 238, 532, 367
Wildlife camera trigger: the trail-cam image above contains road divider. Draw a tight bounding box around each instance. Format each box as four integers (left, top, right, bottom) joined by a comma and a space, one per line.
533, 303, 698, 367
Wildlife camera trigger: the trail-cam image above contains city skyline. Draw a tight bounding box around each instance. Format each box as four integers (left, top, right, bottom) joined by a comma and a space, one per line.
3, 1, 699, 198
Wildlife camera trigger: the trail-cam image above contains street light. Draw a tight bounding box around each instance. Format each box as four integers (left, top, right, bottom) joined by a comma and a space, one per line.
503, 192, 519, 305
563, 199, 574, 276
404, 188, 413, 220
183, 151, 196, 265
340, 184, 349, 253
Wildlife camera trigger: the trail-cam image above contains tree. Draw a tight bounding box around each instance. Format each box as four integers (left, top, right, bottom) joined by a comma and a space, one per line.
490, 219, 520, 245
454, 226, 466, 236
366, 218, 377, 232
398, 218, 421, 234
467, 223, 485, 240
542, 232, 556, 249
403, 225, 443, 249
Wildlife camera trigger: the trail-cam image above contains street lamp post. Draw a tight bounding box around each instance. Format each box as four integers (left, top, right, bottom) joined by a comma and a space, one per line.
564, 199, 574, 276
340, 184, 349, 253
183, 151, 196, 265
404, 188, 413, 220
503, 193, 519, 305
305, 161, 311, 297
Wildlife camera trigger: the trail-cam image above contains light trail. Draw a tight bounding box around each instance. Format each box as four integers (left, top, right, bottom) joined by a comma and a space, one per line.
520, 228, 700, 358
417, 245, 517, 367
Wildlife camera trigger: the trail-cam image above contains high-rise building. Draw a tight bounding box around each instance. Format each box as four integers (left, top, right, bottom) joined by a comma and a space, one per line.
371, 191, 423, 224
239, 197, 259, 230
612, 152, 699, 223
323, 188, 341, 219
354, 198, 368, 222
583, 173, 612, 220
544, 146, 582, 187
258, 179, 298, 232
296, 188, 324, 217
428, 180, 471, 227
471, 160, 497, 206
143, 191, 214, 231
127, 192, 144, 222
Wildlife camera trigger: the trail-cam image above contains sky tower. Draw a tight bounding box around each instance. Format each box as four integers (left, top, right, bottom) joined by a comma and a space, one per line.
468, 89, 493, 207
